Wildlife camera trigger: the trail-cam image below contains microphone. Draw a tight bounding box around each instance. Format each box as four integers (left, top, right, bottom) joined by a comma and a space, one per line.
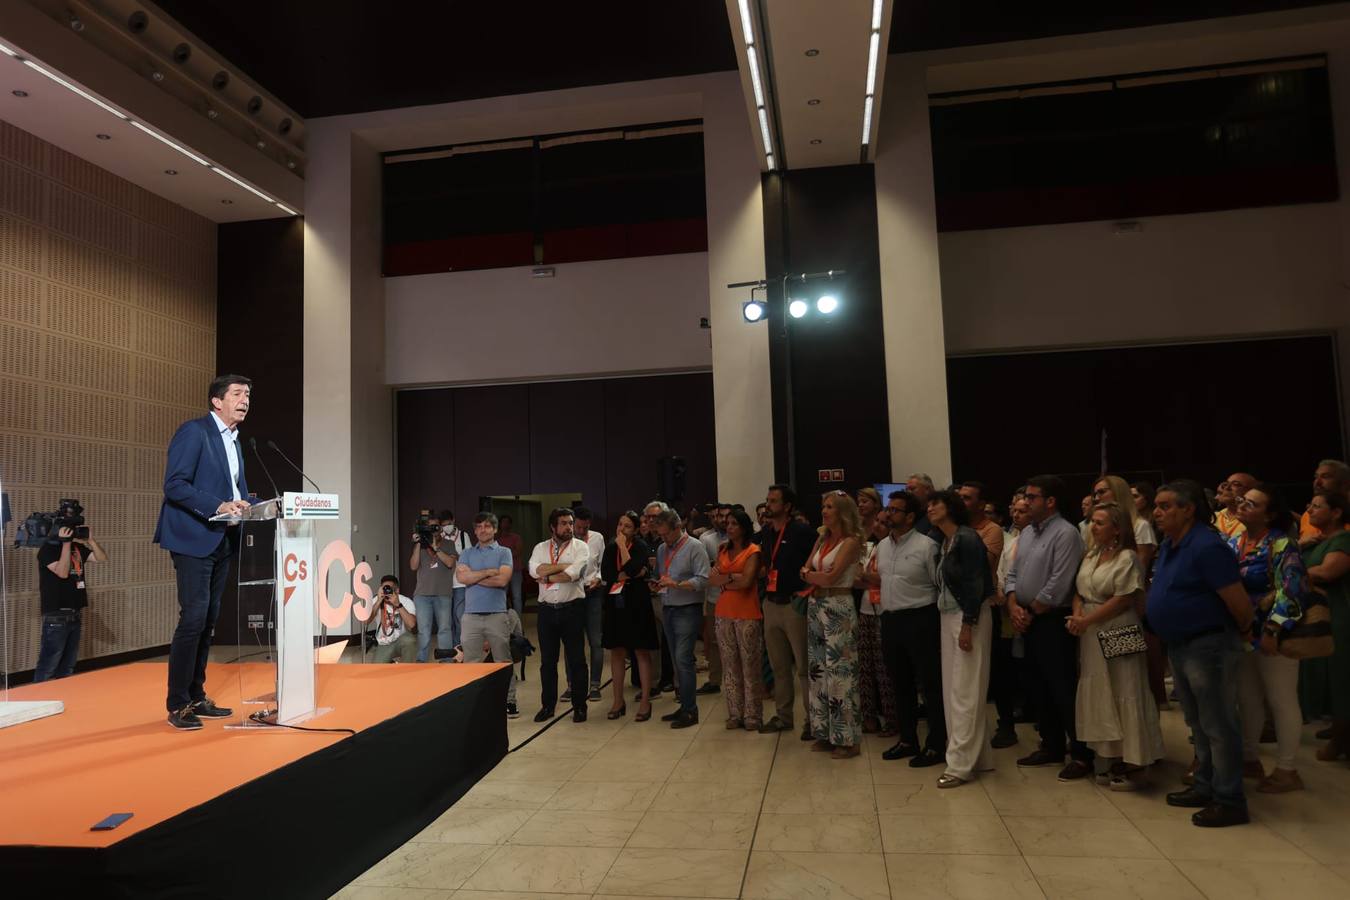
267, 440, 323, 493
249, 437, 282, 500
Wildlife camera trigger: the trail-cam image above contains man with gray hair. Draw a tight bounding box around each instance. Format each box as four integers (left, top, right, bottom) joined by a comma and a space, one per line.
1300, 460, 1350, 543
643, 501, 676, 693
906, 473, 937, 538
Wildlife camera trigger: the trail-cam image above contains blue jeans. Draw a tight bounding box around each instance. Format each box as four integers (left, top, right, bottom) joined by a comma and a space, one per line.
1168, 629, 1247, 810
451, 587, 466, 648
663, 603, 703, 714
33, 609, 82, 682
414, 594, 453, 662
167, 540, 232, 712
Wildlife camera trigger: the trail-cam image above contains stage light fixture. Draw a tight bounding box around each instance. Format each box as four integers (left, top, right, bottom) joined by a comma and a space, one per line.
788, 299, 808, 319
742, 300, 766, 322
817, 295, 839, 314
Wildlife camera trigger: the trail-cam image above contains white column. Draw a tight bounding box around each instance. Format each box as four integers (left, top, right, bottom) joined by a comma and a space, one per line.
703, 72, 773, 510
874, 56, 953, 487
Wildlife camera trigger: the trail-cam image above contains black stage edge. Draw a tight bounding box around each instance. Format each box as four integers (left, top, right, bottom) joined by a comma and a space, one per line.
1, 666, 512, 899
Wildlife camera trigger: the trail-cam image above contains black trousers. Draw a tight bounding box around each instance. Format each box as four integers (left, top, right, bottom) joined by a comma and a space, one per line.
989, 607, 1017, 731
880, 604, 947, 755
166, 538, 232, 712
538, 600, 587, 713
1024, 606, 1091, 761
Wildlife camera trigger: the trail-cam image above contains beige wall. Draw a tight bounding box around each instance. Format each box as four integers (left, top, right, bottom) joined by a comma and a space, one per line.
0, 119, 216, 670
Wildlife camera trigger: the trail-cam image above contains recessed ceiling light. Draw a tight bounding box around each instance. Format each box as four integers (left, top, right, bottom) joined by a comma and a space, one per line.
95, 133, 111, 140
220, 199, 233, 205
805, 49, 819, 57
807, 99, 821, 106
809, 139, 822, 145
256, 140, 266, 150
11, 90, 27, 97
164, 169, 177, 175
151, 70, 165, 83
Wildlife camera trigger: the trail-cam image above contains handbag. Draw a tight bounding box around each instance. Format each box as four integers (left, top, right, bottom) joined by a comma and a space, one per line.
1278, 586, 1334, 660
1097, 623, 1147, 660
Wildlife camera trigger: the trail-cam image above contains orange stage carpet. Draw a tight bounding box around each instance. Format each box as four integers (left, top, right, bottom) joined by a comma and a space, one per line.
0, 661, 512, 898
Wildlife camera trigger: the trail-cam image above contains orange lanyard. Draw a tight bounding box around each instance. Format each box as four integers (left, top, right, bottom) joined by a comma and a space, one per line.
769, 526, 787, 568
71, 545, 83, 578
549, 539, 566, 565
662, 536, 688, 576
812, 537, 839, 570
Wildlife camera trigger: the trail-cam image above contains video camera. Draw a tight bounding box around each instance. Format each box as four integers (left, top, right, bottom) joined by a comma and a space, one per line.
413, 509, 438, 547
14, 498, 88, 548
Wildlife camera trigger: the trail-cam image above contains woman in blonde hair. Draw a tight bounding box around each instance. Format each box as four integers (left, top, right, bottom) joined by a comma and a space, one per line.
1067, 502, 1164, 790
800, 491, 865, 758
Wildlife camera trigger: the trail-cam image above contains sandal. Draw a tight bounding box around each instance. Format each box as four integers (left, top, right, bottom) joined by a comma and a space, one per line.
936, 774, 967, 789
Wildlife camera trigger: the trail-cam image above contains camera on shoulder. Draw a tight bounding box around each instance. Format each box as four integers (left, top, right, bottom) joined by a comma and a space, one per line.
413, 508, 437, 547
14, 498, 88, 548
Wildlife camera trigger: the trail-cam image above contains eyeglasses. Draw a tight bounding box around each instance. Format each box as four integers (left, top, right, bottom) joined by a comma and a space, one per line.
1236, 497, 1262, 509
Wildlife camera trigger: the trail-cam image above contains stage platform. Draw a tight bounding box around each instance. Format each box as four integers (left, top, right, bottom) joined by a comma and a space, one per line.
0, 661, 511, 898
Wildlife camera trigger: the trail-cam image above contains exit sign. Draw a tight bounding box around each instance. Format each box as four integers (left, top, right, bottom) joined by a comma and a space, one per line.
817, 468, 845, 483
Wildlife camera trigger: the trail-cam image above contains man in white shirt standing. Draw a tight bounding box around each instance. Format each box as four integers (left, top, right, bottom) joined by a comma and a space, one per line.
696, 502, 730, 696
528, 507, 591, 723
868, 491, 946, 768
566, 507, 607, 704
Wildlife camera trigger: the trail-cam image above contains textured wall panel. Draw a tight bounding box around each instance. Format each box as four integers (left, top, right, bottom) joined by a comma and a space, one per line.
0, 117, 215, 674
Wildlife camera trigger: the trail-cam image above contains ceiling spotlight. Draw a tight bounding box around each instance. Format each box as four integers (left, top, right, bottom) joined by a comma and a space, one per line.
220, 198, 233, 205
807, 98, 821, 106
127, 10, 149, 34
151, 70, 165, 83
11, 90, 28, 97
164, 169, 177, 175
742, 300, 767, 323
173, 43, 192, 64
817, 295, 839, 314
247, 96, 262, 115
286, 158, 297, 170
95, 133, 111, 141
206, 108, 219, 119
805, 48, 819, 57
788, 299, 808, 319
278, 117, 293, 135
68, 15, 85, 32
256, 139, 266, 149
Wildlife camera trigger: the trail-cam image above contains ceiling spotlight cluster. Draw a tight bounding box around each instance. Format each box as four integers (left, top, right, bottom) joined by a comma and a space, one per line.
736, 0, 775, 170
0, 35, 298, 216
736, 271, 846, 323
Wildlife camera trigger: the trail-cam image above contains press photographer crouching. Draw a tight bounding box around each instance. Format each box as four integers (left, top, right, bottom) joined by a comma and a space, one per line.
33, 500, 107, 682
370, 575, 417, 663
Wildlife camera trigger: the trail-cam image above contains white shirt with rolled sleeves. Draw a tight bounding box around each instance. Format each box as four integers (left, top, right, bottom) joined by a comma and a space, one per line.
581, 530, 606, 591
875, 529, 940, 612
528, 537, 590, 605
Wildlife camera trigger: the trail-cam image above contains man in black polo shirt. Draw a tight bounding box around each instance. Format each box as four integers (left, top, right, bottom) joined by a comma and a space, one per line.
755, 484, 818, 737
34, 521, 108, 682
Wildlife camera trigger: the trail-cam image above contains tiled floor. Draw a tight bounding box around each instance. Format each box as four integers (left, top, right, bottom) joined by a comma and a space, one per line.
333, 638, 1350, 900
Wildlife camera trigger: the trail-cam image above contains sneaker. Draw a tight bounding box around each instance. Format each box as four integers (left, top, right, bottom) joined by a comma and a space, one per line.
990, 728, 1018, 749
1192, 804, 1250, 828
167, 706, 203, 730
696, 682, 721, 695
587, 686, 603, 702
506, 702, 520, 719
1057, 760, 1092, 782
1017, 749, 1063, 768
1256, 768, 1304, 793
533, 708, 555, 723
561, 689, 573, 703
191, 698, 233, 719
1109, 773, 1141, 792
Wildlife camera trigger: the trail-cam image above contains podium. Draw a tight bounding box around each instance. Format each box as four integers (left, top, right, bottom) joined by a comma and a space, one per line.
215, 491, 341, 729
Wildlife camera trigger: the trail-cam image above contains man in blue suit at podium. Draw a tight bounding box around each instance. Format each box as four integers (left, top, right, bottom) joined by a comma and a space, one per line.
155, 374, 256, 731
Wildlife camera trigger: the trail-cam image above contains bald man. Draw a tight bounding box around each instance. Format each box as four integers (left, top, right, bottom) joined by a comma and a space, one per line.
1214, 472, 1256, 539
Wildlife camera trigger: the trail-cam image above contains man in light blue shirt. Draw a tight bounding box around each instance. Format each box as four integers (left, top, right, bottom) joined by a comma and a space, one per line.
652, 508, 709, 728
455, 512, 518, 718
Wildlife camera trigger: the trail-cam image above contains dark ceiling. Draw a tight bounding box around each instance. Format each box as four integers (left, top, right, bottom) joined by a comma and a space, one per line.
154, 1, 1340, 119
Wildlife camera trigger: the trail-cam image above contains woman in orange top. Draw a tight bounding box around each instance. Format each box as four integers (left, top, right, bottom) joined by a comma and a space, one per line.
709, 510, 765, 730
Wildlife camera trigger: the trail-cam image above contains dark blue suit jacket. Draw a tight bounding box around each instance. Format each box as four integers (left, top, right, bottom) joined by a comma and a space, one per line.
154, 414, 251, 558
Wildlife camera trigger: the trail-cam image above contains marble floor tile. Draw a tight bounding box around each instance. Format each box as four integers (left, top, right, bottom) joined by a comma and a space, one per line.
509, 809, 642, 847
1024, 856, 1204, 900
649, 780, 765, 813
878, 814, 1018, 855
482, 754, 588, 783
1097, 785, 1189, 821
874, 782, 998, 816
1174, 858, 1350, 899
761, 781, 877, 814
884, 852, 1046, 900
1130, 818, 1312, 862
752, 813, 882, 853
334, 886, 454, 899
669, 754, 773, 783
453, 893, 579, 900
869, 758, 954, 785
1326, 863, 1350, 884
742, 850, 891, 900
596, 848, 749, 898
542, 780, 663, 812
627, 810, 759, 850
1002, 816, 1161, 859
459, 845, 620, 894
572, 753, 680, 783
768, 761, 875, 787
1252, 818, 1350, 865
454, 779, 564, 810
353, 842, 498, 891
414, 808, 533, 845
982, 783, 1124, 818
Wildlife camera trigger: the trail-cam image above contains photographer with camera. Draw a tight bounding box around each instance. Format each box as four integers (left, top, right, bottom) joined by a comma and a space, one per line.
370, 575, 417, 663
408, 510, 460, 662
34, 503, 107, 682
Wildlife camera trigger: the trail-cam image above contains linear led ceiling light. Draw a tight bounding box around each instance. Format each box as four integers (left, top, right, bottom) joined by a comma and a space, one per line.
862, 0, 882, 147
22, 58, 128, 120
737, 0, 775, 169
130, 120, 210, 166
